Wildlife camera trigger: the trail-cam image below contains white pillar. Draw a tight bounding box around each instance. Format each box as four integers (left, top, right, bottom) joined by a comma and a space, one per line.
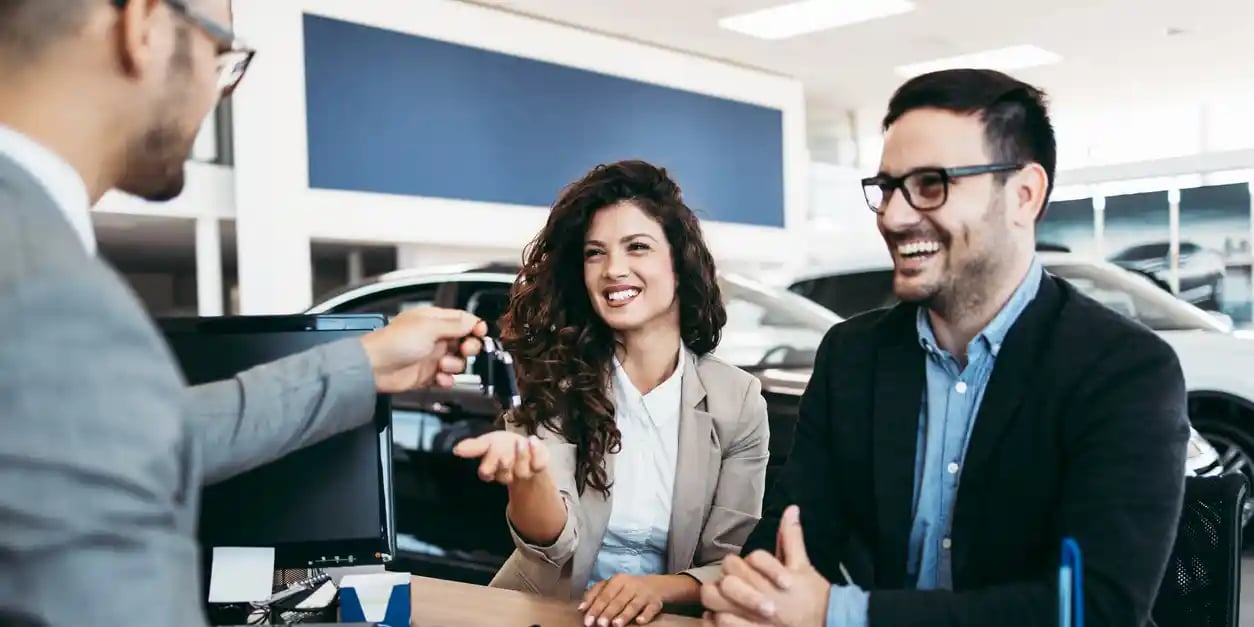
347, 248, 365, 284
195, 217, 224, 316
231, 1, 313, 314
397, 244, 424, 270
1168, 188, 1181, 295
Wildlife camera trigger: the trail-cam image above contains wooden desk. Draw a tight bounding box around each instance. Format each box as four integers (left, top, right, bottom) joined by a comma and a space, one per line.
409, 576, 701, 626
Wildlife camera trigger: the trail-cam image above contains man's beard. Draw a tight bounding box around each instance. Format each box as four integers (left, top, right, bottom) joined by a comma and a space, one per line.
927, 241, 998, 321
119, 119, 189, 202
914, 196, 1008, 320
116, 26, 194, 202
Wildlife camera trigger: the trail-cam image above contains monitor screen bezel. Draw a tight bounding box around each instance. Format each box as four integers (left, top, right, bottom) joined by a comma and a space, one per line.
157, 314, 396, 569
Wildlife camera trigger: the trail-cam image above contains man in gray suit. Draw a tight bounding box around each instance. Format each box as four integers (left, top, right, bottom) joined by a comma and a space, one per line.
0, 0, 487, 624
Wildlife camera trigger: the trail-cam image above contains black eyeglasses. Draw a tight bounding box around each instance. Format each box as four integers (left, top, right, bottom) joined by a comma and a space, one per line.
861, 163, 1024, 213
111, 0, 256, 96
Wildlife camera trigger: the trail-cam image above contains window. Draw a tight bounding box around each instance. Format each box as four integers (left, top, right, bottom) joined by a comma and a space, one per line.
338, 285, 439, 320
789, 270, 896, 320
716, 275, 840, 369
450, 281, 513, 340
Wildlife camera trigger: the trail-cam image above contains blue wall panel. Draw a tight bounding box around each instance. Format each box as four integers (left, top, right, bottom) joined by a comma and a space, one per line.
302, 14, 785, 227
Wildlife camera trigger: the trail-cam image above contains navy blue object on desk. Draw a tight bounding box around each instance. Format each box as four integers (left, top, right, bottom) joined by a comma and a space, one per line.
339, 584, 409, 627
1059, 537, 1083, 627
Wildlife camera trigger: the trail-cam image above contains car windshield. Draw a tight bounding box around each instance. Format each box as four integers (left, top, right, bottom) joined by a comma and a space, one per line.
715, 274, 841, 370
1046, 262, 1227, 332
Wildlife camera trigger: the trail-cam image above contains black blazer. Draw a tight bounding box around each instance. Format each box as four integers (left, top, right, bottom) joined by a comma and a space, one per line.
743, 272, 1190, 627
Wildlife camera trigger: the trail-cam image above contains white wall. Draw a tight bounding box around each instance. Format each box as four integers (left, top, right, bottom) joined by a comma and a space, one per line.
834, 90, 1254, 190
229, 0, 810, 314
92, 163, 234, 316
801, 162, 891, 277
94, 162, 235, 220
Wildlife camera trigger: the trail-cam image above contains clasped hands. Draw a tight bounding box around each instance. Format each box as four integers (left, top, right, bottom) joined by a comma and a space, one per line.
701, 505, 831, 627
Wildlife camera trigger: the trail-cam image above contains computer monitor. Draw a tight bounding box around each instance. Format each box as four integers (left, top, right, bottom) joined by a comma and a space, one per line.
157, 314, 395, 571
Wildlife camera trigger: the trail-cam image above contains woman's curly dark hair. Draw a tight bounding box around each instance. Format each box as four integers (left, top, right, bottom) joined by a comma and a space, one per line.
498, 160, 726, 497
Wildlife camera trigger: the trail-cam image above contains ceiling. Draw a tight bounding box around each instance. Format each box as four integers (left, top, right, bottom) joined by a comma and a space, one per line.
468, 0, 1254, 133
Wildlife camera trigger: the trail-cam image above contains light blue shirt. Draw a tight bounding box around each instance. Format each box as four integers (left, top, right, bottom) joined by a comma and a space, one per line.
587, 347, 685, 588
588, 526, 670, 586
825, 258, 1044, 626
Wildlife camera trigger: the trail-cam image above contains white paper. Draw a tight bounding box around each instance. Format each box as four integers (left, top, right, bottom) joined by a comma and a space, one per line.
296, 580, 338, 610
340, 572, 409, 622
207, 546, 275, 603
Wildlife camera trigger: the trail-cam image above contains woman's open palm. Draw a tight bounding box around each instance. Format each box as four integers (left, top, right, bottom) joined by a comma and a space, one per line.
452, 430, 551, 485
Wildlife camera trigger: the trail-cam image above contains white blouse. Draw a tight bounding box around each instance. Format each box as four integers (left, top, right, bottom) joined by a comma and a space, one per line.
587, 345, 685, 587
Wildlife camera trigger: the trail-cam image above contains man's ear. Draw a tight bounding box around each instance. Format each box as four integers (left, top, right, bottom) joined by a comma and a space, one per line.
115, 0, 164, 76
1012, 163, 1049, 226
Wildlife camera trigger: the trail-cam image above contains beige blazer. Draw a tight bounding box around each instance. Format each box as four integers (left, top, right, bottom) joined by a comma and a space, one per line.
489, 350, 770, 599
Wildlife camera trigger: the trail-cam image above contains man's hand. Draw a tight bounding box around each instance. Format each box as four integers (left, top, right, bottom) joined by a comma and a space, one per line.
579, 574, 672, 627
452, 431, 551, 484
359, 307, 487, 393
701, 506, 830, 627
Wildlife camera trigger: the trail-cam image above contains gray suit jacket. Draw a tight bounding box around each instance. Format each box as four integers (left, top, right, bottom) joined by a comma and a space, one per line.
489, 351, 769, 599
0, 154, 378, 626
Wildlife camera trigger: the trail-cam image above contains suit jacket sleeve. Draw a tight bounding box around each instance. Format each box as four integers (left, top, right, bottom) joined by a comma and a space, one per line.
0, 266, 208, 626
867, 331, 1189, 627
683, 377, 771, 583
741, 325, 846, 581
501, 418, 581, 569
183, 337, 379, 485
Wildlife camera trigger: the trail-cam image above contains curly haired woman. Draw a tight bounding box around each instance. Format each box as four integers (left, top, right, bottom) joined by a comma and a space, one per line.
454, 160, 770, 626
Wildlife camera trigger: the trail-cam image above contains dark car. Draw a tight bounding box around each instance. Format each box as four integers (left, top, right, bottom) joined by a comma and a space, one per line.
306, 263, 841, 583
1108, 241, 1226, 310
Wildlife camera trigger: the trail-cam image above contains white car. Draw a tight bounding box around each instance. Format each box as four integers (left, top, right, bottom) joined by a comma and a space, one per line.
789, 250, 1247, 525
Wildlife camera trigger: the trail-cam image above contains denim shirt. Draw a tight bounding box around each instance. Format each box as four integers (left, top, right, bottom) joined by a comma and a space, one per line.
825, 258, 1044, 626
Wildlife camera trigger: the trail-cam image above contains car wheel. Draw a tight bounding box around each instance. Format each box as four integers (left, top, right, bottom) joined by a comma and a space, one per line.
1193, 420, 1254, 541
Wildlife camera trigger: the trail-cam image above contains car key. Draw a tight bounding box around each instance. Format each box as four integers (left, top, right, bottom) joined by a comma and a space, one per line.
479, 337, 521, 409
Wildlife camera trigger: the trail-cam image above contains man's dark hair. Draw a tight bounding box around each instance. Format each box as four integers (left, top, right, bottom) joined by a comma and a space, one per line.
0, 0, 93, 59
883, 68, 1057, 215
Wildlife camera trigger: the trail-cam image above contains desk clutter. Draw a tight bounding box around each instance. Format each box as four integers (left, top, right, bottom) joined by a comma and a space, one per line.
207, 569, 409, 626
210, 570, 703, 626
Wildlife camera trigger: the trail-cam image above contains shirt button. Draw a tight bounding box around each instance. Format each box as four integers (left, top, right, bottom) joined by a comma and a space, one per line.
947, 462, 959, 474
942, 538, 953, 550
955, 381, 968, 394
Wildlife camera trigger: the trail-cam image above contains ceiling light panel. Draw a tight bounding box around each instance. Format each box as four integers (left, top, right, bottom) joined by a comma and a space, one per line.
894, 45, 1063, 77
719, 0, 916, 40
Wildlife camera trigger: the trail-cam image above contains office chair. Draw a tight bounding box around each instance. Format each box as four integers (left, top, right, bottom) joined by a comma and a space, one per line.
1152, 472, 1247, 627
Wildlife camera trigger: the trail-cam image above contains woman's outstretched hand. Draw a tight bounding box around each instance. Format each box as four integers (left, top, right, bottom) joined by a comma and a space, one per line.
452, 430, 551, 485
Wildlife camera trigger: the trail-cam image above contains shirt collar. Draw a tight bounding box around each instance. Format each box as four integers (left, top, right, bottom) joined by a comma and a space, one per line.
612, 343, 687, 428
0, 125, 95, 254
916, 256, 1045, 359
